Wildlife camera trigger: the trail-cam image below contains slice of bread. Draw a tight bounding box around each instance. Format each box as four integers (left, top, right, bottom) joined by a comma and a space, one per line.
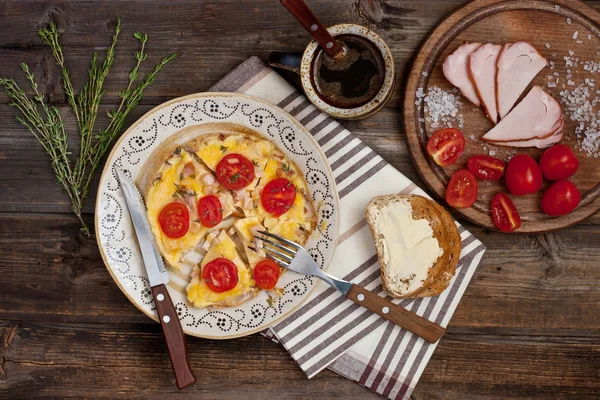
366, 194, 461, 299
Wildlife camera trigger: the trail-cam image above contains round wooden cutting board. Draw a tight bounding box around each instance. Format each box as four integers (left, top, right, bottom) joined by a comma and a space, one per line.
403, 0, 600, 233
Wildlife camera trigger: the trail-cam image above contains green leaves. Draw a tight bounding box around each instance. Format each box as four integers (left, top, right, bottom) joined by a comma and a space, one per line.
0, 18, 175, 236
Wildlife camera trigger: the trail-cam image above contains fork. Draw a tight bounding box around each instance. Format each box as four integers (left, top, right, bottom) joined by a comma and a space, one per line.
251, 231, 446, 344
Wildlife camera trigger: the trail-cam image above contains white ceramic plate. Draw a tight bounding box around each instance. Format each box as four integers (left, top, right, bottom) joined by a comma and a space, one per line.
95, 92, 339, 339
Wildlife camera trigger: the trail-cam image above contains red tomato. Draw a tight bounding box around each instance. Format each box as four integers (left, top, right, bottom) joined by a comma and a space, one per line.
158, 202, 190, 239
539, 144, 579, 180
505, 154, 543, 195
467, 155, 506, 180
426, 128, 466, 166
541, 180, 581, 216
253, 259, 280, 290
446, 169, 478, 208
261, 178, 297, 216
216, 153, 255, 190
202, 258, 239, 293
197, 195, 223, 228
491, 193, 522, 233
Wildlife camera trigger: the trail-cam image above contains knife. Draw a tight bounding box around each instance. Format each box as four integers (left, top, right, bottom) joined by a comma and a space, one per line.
115, 167, 196, 390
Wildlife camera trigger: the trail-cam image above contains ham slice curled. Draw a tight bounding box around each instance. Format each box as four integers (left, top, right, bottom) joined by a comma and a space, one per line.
481, 86, 563, 148
442, 42, 482, 107
496, 42, 547, 119
469, 43, 503, 124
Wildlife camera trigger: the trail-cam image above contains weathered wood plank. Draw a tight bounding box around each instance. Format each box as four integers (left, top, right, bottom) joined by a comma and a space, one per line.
2, 213, 600, 337
0, 0, 466, 106
2, 321, 598, 399
0, 321, 379, 399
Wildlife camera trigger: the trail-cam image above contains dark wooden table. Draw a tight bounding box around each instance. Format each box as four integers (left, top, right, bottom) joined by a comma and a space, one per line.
1, 1, 599, 398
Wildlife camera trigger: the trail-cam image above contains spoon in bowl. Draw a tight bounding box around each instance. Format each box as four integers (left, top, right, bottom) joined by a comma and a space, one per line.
280, 0, 346, 60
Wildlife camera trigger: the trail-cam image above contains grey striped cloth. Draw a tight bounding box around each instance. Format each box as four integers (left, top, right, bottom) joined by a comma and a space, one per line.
211, 57, 486, 400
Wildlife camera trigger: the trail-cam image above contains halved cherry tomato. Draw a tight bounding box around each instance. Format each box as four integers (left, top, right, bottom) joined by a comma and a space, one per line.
426, 128, 466, 166
491, 193, 521, 232
197, 195, 223, 228
253, 259, 280, 290
539, 144, 579, 181
541, 180, 581, 216
261, 178, 297, 216
216, 153, 255, 190
467, 155, 506, 180
202, 258, 239, 293
158, 202, 189, 239
446, 169, 478, 208
505, 154, 543, 196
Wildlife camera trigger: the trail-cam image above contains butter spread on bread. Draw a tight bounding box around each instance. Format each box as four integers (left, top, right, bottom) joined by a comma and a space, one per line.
366, 194, 461, 299
371, 198, 442, 294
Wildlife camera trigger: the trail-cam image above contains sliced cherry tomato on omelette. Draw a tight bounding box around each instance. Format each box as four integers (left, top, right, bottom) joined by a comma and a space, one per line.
261, 178, 297, 216
216, 153, 255, 190
491, 193, 521, 233
197, 195, 223, 228
446, 169, 478, 208
426, 128, 466, 166
505, 154, 543, 196
253, 259, 280, 290
158, 202, 190, 239
202, 257, 239, 293
541, 180, 581, 216
467, 155, 506, 180
539, 144, 579, 181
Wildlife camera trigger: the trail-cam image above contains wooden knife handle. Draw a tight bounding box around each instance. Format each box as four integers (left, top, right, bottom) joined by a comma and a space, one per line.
151, 284, 196, 389
347, 284, 445, 344
280, 0, 344, 59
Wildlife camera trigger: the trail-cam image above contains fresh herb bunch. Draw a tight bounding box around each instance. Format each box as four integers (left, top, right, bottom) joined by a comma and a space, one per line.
0, 19, 176, 236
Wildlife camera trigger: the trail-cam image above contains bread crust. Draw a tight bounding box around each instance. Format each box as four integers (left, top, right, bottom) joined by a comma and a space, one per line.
365, 194, 461, 299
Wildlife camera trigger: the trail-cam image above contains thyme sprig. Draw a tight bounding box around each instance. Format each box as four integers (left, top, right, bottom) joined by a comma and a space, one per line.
0, 19, 176, 236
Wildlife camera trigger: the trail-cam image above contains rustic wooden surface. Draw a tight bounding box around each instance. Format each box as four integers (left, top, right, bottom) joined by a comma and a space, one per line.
1, 1, 599, 399
404, 0, 600, 233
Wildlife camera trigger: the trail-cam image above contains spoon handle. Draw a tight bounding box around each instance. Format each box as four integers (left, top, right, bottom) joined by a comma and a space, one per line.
280, 0, 343, 59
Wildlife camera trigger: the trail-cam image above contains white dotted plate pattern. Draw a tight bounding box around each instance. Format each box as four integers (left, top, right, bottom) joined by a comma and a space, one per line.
95, 92, 339, 339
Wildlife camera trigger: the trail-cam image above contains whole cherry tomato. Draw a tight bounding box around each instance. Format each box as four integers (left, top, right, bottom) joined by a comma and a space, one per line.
539, 144, 579, 180
505, 154, 543, 195
540, 180, 581, 216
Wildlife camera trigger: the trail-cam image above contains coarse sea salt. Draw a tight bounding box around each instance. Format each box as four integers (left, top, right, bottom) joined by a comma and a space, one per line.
559, 84, 600, 157
567, 17, 572, 24
573, 31, 579, 40
421, 86, 464, 130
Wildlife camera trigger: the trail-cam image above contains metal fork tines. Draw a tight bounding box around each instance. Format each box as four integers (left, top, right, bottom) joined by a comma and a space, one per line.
250, 230, 351, 295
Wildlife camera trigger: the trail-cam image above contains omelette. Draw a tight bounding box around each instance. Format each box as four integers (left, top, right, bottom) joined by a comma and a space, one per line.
140, 127, 317, 308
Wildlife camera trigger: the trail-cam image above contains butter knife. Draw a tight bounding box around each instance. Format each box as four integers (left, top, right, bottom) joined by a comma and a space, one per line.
115, 167, 196, 390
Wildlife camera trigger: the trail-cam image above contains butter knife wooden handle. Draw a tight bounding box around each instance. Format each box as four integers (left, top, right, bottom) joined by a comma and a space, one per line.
347, 284, 445, 343
151, 284, 196, 389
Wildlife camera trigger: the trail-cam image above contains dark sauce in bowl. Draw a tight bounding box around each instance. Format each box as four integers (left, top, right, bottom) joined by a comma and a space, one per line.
310, 34, 386, 109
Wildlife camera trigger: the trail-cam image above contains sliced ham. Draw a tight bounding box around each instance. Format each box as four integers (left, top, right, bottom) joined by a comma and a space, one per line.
495, 118, 564, 148
442, 42, 482, 106
469, 43, 503, 124
482, 86, 563, 148
496, 42, 547, 119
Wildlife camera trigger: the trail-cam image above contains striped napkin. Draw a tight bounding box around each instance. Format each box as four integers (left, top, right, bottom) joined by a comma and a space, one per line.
211, 57, 486, 400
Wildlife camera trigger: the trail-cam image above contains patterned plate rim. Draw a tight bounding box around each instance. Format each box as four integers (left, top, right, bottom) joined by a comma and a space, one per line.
94, 92, 340, 339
